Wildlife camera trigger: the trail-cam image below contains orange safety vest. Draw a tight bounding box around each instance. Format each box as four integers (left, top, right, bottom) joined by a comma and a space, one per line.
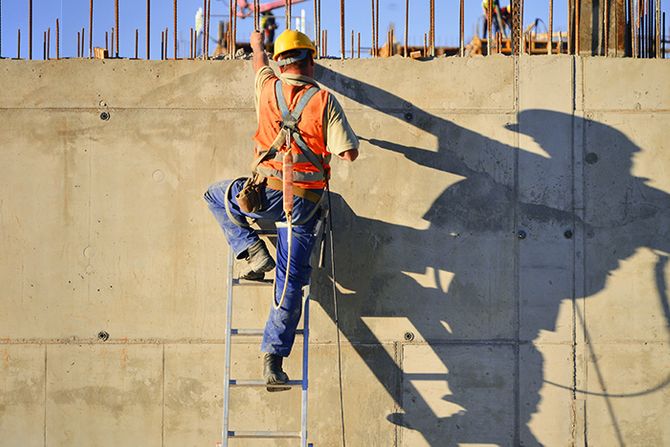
253, 78, 331, 190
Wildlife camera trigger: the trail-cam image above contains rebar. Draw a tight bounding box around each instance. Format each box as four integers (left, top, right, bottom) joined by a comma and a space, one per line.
357, 32, 361, 58
56, 19, 59, 59
135, 28, 138, 59
340, 0, 345, 59
604, 0, 610, 55
42, 31, 46, 60
404, 0, 409, 57
548, 0, 553, 54
351, 30, 354, 59
17, 28, 20, 59
371, 0, 375, 57
29, 0, 32, 60
423, 32, 427, 57
81, 27, 85, 57
190, 27, 194, 59
207, 0, 211, 58
174, 0, 178, 59
47, 27, 50, 60
459, 0, 464, 56
89, 0, 93, 58
105, 31, 108, 52
375, 0, 379, 57
203, 0, 208, 57
232, 0, 237, 55
77, 31, 81, 58
487, 1, 493, 55
576, 0, 581, 54
512, 0, 521, 54
655, 0, 661, 57
115, 0, 119, 57
146, 0, 150, 59
429, 0, 435, 57
111, 27, 114, 56
165, 27, 169, 60
161, 31, 164, 60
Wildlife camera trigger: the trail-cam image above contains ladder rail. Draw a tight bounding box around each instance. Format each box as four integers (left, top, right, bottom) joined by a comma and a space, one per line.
221, 249, 235, 447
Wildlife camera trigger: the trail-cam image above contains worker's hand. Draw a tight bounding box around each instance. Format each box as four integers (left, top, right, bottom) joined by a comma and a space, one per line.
251, 31, 264, 52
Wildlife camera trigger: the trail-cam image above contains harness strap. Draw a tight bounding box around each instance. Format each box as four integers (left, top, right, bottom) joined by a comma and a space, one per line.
266, 177, 322, 204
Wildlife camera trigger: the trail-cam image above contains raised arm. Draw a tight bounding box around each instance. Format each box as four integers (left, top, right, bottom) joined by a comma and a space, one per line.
251, 31, 269, 72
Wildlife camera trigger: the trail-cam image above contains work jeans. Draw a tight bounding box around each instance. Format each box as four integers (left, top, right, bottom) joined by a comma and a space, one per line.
204, 178, 321, 357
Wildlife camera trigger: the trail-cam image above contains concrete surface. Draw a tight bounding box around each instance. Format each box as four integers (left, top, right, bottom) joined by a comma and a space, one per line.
0, 56, 669, 447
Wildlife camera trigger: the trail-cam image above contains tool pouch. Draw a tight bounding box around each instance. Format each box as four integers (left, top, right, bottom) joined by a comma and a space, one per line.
235, 173, 266, 214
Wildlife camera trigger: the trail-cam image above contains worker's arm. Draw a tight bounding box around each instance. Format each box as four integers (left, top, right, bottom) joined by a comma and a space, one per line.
251, 31, 269, 72
325, 95, 360, 162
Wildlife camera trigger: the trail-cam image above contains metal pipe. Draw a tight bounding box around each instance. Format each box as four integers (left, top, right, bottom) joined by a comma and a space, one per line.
459, 0, 464, 56
404, 0, 409, 57
29, 0, 32, 59
89, 0, 93, 58
135, 28, 138, 59
56, 19, 59, 59
115, 0, 119, 57
174, 0, 178, 59
146, 0, 150, 59
340, 0, 345, 59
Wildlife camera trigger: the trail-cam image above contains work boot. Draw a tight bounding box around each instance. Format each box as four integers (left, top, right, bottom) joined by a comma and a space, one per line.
263, 353, 290, 392
239, 240, 275, 281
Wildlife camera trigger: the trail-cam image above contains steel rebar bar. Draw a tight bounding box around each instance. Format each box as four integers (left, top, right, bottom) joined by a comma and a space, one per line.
203, 0, 208, 57
77, 31, 81, 58
376, 0, 380, 57
233, 0, 237, 55
488, 1, 493, 55
146, 0, 150, 59
371, 0, 375, 57
548, 0, 554, 54
190, 27, 193, 59
47, 27, 51, 60
174, 0, 178, 59
43, 31, 46, 60
655, 0, 661, 57
105, 31, 108, 52
404, 0, 409, 57
459, 0, 465, 56
165, 26, 169, 60
207, 0, 211, 57
576, 0, 581, 54
81, 27, 85, 58
340, 0, 345, 59
313, 0, 319, 57
357, 32, 361, 58
135, 28, 138, 59
29, 0, 32, 59
56, 19, 59, 59
111, 27, 115, 56
115, 0, 119, 57
161, 30, 164, 60
17, 29, 20, 59
351, 30, 354, 59
429, 0, 435, 57
89, 0, 93, 58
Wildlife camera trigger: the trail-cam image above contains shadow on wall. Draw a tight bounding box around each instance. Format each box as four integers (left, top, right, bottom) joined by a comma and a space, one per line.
312, 66, 670, 446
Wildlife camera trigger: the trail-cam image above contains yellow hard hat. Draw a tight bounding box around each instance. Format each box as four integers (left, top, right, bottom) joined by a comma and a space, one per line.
273, 29, 317, 61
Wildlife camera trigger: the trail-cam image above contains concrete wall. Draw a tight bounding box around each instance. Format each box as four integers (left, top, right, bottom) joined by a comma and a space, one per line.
1, 56, 669, 447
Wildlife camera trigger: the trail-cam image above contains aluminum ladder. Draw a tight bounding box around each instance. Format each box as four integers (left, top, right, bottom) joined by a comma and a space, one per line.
220, 207, 328, 447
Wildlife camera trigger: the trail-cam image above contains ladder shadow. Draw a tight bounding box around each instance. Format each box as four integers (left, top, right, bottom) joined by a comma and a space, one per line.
309, 65, 670, 446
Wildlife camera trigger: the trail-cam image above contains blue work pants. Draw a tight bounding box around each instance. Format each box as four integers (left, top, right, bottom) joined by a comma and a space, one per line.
204, 178, 320, 357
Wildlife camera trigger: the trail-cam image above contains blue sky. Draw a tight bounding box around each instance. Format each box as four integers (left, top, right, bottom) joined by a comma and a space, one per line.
0, 1, 666, 59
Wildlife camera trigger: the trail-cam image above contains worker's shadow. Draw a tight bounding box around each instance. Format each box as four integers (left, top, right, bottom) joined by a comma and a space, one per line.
311, 66, 670, 446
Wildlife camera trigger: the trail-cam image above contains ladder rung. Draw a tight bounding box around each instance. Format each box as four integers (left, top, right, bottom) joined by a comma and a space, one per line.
232, 278, 274, 286
228, 430, 300, 439
231, 328, 304, 336
229, 379, 302, 387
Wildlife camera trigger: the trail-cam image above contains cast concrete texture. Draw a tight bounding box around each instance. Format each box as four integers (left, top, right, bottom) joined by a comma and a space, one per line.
0, 56, 669, 446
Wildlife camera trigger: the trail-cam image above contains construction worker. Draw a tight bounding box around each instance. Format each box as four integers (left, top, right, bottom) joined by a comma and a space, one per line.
204, 29, 359, 388
260, 11, 278, 52
482, 0, 512, 38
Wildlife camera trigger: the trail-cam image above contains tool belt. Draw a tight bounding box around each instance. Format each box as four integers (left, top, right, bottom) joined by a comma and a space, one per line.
235, 172, 267, 214
265, 176, 322, 204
